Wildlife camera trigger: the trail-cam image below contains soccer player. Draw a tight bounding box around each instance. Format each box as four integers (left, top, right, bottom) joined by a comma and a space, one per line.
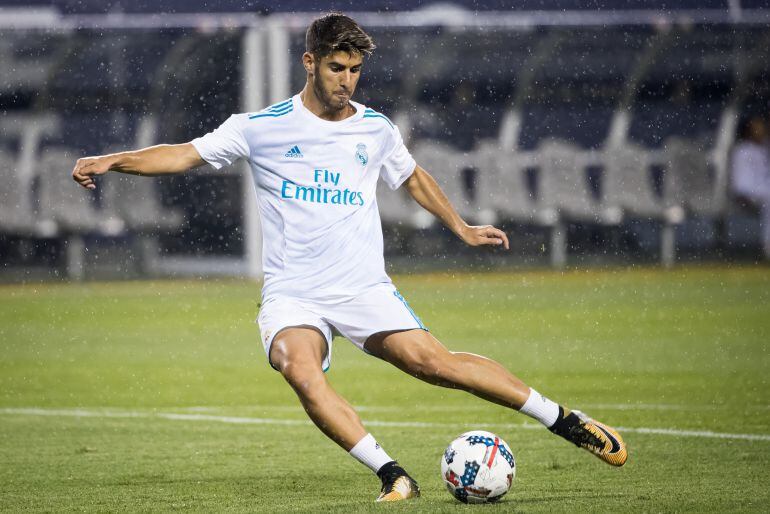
72, 13, 627, 502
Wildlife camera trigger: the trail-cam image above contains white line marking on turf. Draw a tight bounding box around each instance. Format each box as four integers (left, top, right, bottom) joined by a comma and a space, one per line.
582, 403, 725, 411
2, 407, 770, 442
177, 403, 770, 413
614, 426, 770, 442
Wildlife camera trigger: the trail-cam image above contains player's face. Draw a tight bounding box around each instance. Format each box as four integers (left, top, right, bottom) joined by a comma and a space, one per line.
309, 51, 363, 111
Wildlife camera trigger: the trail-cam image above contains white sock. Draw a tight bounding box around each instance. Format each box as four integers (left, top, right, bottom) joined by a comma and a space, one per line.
349, 433, 394, 473
519, 388, 560, 428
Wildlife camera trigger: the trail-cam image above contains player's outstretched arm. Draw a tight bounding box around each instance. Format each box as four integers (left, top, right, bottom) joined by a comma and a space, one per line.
72, 143, 205, 190
402, 165, 509, 249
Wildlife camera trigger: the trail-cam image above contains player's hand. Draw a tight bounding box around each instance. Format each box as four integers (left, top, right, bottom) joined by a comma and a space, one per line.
459, 224, 510, 250
72, 155, 114, 190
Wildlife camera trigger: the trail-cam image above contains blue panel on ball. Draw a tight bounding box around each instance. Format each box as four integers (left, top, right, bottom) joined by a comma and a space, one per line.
466, 435, 494, 446
454, 488, 469, 503
498, 444, 516, 468
460, 460, 480, 487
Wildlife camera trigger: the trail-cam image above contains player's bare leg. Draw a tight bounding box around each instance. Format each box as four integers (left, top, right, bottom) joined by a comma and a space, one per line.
365, 329, 627, 467
270, 327, 365, 448
269, 327, 420, 501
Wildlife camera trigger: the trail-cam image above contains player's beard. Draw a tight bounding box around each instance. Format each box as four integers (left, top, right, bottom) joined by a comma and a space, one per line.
312, 69, 350, 113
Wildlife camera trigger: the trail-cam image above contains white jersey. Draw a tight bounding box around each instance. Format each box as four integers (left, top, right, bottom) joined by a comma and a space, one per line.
731, 141, 770, 200
190, 94, 416, 301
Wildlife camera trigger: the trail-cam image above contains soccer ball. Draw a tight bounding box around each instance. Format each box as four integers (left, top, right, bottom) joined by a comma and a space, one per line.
441, 430, 516, 504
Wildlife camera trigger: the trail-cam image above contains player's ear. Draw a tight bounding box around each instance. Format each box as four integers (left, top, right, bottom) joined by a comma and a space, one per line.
302, 52, 314, 74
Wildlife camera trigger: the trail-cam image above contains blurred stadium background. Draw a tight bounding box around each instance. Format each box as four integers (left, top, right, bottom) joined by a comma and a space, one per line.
2, 3, 770, 511
1, 0, 769, 281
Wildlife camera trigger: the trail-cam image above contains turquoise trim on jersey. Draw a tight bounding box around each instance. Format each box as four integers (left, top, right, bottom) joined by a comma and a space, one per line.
267, 104, 293, 114
362, 112, 394, 129
249, 112, 292, 119
364, 108, 391, 118
249, 98, 294, 120
249, 107, 293, 119
393, 290, 426, 330
263, 106, 291, 116
268, 99, 292, 111
266, 105, 293, 116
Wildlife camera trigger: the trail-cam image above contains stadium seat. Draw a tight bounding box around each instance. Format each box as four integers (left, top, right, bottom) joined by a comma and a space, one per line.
664, 137, 731, 252
37, 148, 124, 235
0, 148, 49, 236
411, 140, 496, 226
100, 173, 184, 233
474, 141, 558, 227
603, 144, 685, 266
664, 137, 726, 219
376, 185, 431, 230
535, 140, 623, 267
475, 140, 570, 267
99, 172, 185, 274
37, 147, 126, 279
604, 144, 685, 222
538, 139, 622, 225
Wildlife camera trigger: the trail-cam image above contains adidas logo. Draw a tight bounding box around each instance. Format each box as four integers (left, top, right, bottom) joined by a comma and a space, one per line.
285, 145, 303, 158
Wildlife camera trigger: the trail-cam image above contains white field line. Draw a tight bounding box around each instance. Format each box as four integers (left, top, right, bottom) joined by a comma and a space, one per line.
2, 407, 770, 442
178, 403, 770, 413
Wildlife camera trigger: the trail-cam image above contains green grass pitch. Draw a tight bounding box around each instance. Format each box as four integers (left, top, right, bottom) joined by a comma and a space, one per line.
1, 265, 769, 512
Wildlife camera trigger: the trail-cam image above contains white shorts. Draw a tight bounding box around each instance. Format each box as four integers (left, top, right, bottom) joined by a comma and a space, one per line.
257, 282, 427, 372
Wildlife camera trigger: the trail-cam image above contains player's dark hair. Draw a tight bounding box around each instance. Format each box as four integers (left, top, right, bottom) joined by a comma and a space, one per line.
306, 13, 375, 59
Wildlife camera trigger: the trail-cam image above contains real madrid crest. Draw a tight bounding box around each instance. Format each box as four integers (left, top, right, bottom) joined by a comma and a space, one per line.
355, 143, 368, 167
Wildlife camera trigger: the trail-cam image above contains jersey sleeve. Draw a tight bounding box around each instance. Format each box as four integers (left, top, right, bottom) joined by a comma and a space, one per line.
379, 125, 417, 190
190, 114, 249, 170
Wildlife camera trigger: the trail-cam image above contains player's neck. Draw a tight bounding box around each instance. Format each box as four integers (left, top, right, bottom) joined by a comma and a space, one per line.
300, 87, 356, 122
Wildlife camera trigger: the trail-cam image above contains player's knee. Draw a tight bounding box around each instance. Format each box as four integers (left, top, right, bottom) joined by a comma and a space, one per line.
275, 355, 310, 381
271, 346, 307, 378
281, 362, 327, 401
273, 351, 324, 394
